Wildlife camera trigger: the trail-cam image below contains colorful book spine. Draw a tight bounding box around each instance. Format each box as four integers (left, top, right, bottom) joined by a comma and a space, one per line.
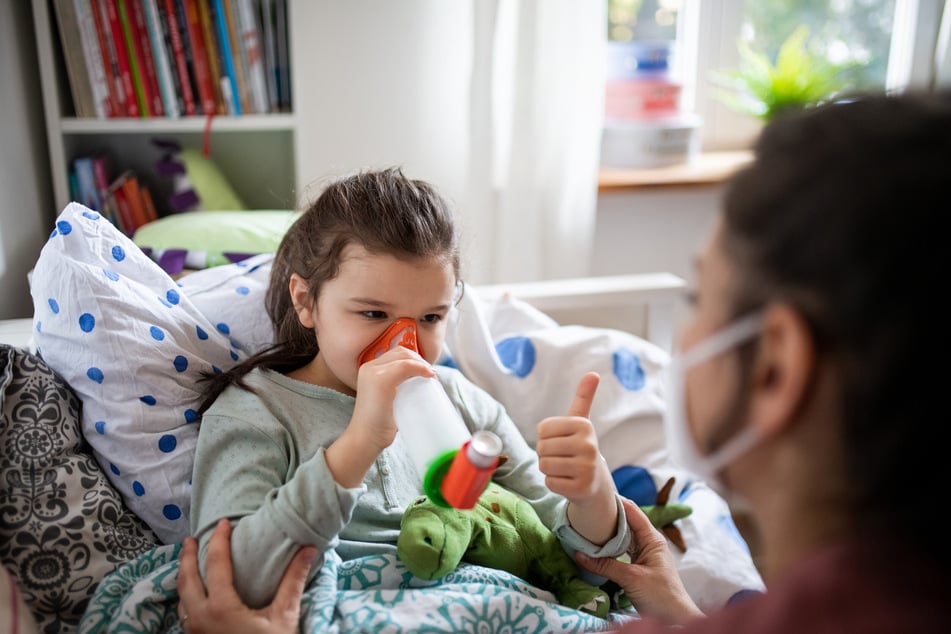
103, 0, 140, 116
90, 0, 125, 116
197, 0, 226, 114
107, 171, 137, 235
161, 0, 195, 116
128, 0, 165, 117
258, 0, 279, 113
155, 0, 194, 115
91, 154, 121, 229
115, 0, 151, 116
73, 157, 103, 210
212, 0, 242, 115
234, 0, 268, 114
182, 0, 218, 115
223, 0, 250, 114
141, 0, 179, 117
274, 0, 290, 111
171, 0, 203, 116
52, 0, 97, 117
74, 0, 112, 117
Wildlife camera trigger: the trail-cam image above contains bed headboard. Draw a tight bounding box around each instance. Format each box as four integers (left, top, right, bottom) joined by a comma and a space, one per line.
475, 272, 686, 352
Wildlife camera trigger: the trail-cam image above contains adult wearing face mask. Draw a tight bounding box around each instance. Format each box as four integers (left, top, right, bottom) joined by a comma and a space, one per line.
576, 90, 951, 632
176, 91, 951, 632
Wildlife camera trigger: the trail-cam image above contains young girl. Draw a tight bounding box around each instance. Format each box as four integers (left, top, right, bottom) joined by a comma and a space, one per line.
189, 167, 630, 607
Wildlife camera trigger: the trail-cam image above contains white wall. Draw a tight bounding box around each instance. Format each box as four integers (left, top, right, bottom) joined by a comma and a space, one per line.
0, 2, 54, 320
592, 185, 722, 282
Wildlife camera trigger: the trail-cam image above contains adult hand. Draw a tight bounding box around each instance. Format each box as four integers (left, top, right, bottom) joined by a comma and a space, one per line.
177, 518, 317, 634
575, 497, 704, 626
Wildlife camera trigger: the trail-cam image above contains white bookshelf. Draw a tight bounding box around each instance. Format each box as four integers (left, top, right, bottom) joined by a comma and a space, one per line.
31, 0, 302, 216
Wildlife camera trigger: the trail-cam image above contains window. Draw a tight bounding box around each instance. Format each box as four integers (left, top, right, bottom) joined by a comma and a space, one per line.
609, 0, 950, 152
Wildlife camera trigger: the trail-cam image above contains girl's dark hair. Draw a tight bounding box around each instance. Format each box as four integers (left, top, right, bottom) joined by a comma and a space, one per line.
720, 92, 950, 563
197, 167, 460, 413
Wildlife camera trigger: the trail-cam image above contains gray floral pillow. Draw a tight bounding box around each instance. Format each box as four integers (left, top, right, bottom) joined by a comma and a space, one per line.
0, 344, 158, 632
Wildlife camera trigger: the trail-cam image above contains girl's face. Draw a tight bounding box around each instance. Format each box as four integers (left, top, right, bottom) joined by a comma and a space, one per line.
290, 243, 457, 396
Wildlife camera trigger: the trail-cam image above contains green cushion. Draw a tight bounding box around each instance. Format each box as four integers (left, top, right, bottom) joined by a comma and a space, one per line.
134, 209, 300, 253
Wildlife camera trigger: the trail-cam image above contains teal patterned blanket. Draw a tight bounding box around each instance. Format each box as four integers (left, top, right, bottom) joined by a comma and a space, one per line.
80, 545, 640, 633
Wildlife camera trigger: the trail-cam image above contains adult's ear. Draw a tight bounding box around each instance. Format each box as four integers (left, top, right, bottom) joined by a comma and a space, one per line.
289, 273, 316, 328
747, 304, 816, 439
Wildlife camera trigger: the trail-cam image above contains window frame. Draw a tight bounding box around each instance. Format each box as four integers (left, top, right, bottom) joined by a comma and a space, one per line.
677, 0, 949, 151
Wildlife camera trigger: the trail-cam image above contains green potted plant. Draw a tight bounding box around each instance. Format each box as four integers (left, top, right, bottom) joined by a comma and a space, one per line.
711, 24, 863, 121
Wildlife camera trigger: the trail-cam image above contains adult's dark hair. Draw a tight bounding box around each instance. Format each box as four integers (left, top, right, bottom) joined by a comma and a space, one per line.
197, 167, 460, 414
720, 92, 950, 564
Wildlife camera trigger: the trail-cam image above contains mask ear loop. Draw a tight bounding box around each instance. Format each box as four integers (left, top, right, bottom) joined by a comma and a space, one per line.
680, 312, 764, 370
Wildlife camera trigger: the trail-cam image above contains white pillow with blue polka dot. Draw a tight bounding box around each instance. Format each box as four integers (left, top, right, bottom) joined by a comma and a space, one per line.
29, 203, 271, 544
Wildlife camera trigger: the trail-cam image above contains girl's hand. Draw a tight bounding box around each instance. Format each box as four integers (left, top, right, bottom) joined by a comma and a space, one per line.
350, 346, 436, 451
537, 372, 618, 543
327, 346, 435, 488
575, 498, 705, 626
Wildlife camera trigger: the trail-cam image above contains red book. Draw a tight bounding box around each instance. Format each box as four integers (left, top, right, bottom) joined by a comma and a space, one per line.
182, 0, 217, 115
122, 174, 150, 231
106, 171, 137, 235
162, 0, 197, 116
90, 0, 124, 116
102, 0, 139, 116
128, 0, 165, 116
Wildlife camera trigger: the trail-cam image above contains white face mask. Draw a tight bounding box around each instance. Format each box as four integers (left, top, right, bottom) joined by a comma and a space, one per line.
663, 312, 764, 495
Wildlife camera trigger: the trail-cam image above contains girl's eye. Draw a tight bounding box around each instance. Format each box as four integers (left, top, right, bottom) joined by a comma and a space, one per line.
684, 289, 699, 306
421, 314, 443, 324
362, 311, 387, 319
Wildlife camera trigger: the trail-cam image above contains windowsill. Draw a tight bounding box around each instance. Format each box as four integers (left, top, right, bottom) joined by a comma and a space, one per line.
598, 150, 754, 191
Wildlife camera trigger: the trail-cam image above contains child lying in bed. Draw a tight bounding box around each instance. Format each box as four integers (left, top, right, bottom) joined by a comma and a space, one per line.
188, 167, 631, 607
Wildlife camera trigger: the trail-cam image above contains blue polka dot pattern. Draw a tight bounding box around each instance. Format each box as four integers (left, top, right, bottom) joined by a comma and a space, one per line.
87, 367, 104, 384
184, 409, 198, 423
78, 313, 95, 333
158, 434, 177, 453
82, 210, 99, 220
132, 481, 145, 496
229, 350, 239, 361
158, 296, 173, 308
150, 326, 165, 341
163, 505, 182, 520
612, 347, 646, 391
495, 336, 536, 378
48, 299, 59, 314
103, 269, 119, 282
57, 220, 72, 235
166, 289, 180, 305
216, 323, 230, 335
140, 395, 157, 406
94, 421, 106, 434
173, 355, 188, 372
110, 463, 120, 475
439, 355, 458, 370
111, 245, 125, 261
196, 326, 208, 340
236, 286, 250, 295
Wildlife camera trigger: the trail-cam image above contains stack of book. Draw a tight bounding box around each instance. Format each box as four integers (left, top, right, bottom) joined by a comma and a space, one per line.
69, 154, 158, 236
52, 0, 292, 118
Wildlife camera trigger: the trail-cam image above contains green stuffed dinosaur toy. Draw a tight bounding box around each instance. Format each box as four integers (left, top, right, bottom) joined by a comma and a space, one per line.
397, 481, 611, 618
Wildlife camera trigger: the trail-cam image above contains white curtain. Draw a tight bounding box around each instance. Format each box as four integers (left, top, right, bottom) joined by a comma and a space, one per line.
461, 0, 607, 285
